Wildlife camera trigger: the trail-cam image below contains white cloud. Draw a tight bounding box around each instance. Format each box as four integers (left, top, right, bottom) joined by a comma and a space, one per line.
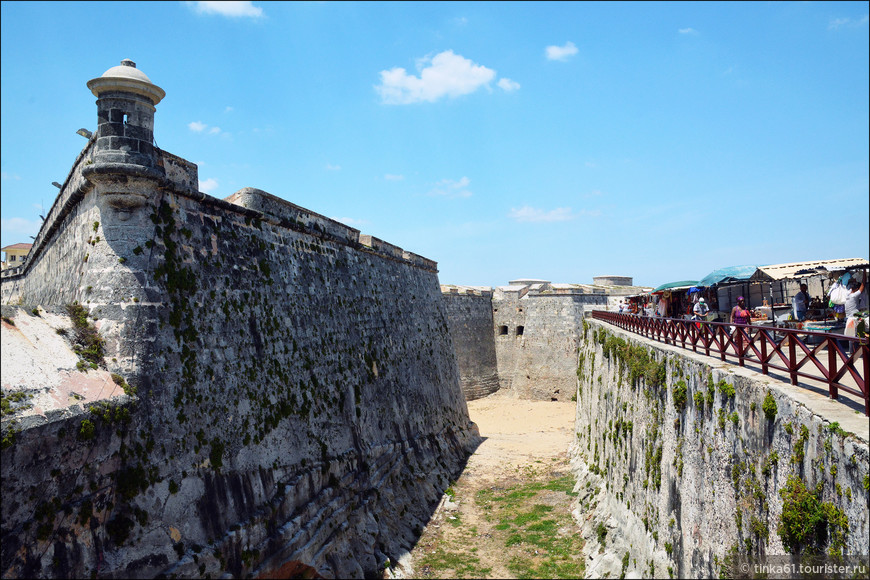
498, 78, 521, 92
189, 1, 263, 18
384, 174, 405, 181
509, 206, 576, 223
828, 15, 869, 30
224, 106, 234, 113
545, 41, 578, 62
1, 171, 21, 180
325, 164, 341, 171
376, 50, 496, 105
189, 121, 223, 135
679, 27, 699, 35
1, 217, 41, 237
429, 177, 472, 198
199, 178, 219, 193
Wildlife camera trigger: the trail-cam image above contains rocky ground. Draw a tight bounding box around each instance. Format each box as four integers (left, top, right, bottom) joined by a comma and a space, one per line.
391, 392, 584, 579
1, 306, 125, 421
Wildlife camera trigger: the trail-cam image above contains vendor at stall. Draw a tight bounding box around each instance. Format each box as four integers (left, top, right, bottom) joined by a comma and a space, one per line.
792, 284, 811, 321
844, 273, 867, 319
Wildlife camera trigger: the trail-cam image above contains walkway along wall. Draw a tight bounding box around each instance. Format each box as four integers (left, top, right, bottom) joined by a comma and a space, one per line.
1, 61, 479, 579
570, 319, 869, 578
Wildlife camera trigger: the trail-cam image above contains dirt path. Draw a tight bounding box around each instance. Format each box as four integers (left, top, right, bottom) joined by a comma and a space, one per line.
396, 393, 583, 579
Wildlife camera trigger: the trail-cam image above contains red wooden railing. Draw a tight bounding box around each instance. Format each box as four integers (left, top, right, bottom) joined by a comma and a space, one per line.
591, 311, 869, 416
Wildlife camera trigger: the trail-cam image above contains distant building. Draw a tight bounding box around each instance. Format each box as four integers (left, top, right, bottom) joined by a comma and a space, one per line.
593, 275, 633, 286
1, 243, 32, 271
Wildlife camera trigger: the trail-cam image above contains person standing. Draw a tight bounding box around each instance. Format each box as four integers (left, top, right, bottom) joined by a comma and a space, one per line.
844, 273, 866, 319
842, 272, 867, 355
792, 284, 811, 321
730, 296, 751, 326
693, 297, 710, 320
730, 296, 753, 356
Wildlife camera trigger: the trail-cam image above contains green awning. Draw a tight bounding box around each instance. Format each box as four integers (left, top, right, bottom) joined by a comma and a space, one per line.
697, 265, 761, 287
652, 280, 699, 293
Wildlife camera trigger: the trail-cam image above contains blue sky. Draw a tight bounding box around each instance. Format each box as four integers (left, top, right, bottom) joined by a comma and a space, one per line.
2, 1, 868, 288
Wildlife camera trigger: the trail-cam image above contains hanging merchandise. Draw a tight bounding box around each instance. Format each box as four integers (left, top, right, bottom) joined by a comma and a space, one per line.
828, 281, 850, 306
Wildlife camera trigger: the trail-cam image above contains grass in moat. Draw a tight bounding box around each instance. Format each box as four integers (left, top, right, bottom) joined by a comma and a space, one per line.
414, 460, 585, 579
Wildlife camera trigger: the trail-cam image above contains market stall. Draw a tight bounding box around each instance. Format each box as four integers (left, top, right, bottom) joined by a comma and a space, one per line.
650, 280, 699, 319
750, 258, 869, 328
696, 264, 761, 322
621, 293, 651, 315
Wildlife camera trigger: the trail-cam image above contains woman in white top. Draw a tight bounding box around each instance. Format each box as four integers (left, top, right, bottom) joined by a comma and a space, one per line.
844, 273, 866, 318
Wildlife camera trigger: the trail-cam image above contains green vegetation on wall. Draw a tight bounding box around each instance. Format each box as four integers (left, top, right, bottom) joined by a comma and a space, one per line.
66, 302, 105, 370
762, 391, 777, 421
599, 331, 666, 389
578, 320, 859, 578
777, 475, 849, 556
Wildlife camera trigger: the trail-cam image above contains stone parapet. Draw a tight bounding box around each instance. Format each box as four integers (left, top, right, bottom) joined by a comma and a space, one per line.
225, 187, 360, 246
159, 149, 199, 195
440, 285, 493, 298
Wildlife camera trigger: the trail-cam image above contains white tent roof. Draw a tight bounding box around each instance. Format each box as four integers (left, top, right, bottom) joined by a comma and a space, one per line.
752, 258, 868, 281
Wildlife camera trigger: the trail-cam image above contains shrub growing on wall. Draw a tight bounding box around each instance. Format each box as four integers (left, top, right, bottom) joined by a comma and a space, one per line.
777, 474, 849, 555
672, 380, 688, 413
762, 391, 777, 421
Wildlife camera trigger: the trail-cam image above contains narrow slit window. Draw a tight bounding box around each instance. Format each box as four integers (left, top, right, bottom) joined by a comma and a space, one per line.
123, 113, 129, 125
516, 326, 525, 336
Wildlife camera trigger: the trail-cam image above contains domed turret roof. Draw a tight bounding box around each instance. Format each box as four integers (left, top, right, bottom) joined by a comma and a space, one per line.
99, 59, 154, 83
87, 59, 165, 105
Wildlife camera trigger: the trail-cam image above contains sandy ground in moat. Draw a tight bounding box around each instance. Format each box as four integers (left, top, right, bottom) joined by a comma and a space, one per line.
459, 393, 578, 485
398, 392, 580, 579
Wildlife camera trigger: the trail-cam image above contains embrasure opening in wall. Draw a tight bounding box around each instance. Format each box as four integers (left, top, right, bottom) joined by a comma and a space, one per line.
516, 326, 524, 336
498, 325, 508, 335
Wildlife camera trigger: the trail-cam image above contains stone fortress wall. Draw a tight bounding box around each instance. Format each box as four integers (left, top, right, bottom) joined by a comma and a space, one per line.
1, 60, 479, 579
440, 286, 500, 401
491, 282, 608, 401
570, 320, 869, 578
442, 278, 649, 402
